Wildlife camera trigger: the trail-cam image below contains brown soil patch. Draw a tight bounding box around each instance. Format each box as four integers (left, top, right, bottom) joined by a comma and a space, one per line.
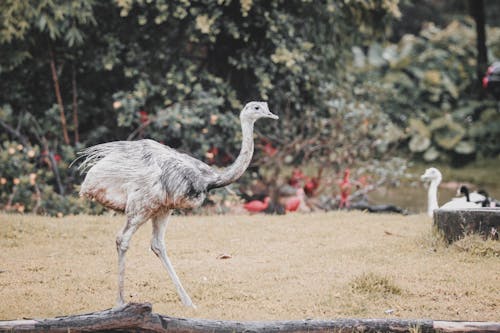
0, 212, 498, 321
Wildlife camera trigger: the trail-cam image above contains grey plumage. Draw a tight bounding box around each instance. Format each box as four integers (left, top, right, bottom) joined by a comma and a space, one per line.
78, 139, 218, 211
76, 101, 278, 308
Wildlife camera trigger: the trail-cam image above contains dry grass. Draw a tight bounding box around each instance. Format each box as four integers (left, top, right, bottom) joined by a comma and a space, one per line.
452, 235, 500, 258
0, 212, 498, 321
349, 272, 402, 296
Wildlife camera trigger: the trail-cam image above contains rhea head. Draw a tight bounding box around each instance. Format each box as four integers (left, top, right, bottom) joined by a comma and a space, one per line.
420, 167, 442, 183
240, 101, 279, 121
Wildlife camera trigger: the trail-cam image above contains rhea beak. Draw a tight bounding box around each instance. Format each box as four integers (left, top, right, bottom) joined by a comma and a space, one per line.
266, 112, 279, 120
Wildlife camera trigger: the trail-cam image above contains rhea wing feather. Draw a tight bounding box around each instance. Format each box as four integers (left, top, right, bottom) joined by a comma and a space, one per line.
75, 140, 222, 191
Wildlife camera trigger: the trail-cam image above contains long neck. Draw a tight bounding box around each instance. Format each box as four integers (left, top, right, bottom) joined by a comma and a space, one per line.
464, 189, 470, 202
427, 179, 439, 217
208, 118, 255, 189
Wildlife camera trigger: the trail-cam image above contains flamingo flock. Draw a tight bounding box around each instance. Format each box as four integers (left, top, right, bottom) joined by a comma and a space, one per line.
241, 165, 498, 215
241, 168, 323, 214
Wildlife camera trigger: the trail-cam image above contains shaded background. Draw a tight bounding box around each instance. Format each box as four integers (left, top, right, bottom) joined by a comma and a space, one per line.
1, 0, 499, 215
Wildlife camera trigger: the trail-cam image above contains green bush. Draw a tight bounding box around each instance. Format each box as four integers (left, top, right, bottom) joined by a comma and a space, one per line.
0, 1, 402, 215
0, 137, 102, 216
353, 19, 500, 162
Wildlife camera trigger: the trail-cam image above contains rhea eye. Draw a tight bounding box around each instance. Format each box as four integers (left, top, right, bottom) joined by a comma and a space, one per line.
255, 106, 260, 110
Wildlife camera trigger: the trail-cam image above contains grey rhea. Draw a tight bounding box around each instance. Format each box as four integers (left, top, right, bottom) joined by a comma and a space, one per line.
76, 101, 278, 308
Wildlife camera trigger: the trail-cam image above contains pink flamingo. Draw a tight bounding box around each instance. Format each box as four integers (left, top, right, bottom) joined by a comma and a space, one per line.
285, 188, 305, 212
339, 169, 351, 208
244, 197, 271, 213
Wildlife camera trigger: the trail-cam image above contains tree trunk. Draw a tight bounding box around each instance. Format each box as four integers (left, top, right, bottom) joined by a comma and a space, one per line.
1, 303, 499, 333
469, 0, 488, 88
434, 208, 500, 243
72, 64, 80, 144
49, 47, 71, 146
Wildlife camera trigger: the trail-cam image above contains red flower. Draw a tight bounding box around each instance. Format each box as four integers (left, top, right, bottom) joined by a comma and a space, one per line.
304, 177, 319, 196
288, 169, 305, 187
54, 154, 62, 162
263, 142, 277, 157
482, 76, 489, 89
205, 146, 219, 164
339, 169, 351, 208
208, 147, 219, 156
139, 110, 149, 124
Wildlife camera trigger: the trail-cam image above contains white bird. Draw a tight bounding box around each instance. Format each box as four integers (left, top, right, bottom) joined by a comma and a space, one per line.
457, 185, 487, 204
420, 167, 481, 218
76, 101, 278, 308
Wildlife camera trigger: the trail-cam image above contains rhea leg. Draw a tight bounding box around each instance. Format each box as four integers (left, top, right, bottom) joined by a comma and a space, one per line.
151, 212, 195, 308
115, 214, 147, 306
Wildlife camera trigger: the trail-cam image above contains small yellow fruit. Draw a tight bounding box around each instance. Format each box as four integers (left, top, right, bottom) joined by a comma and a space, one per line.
17, 204, 25, 213
210, 114, 218, 125
29, 173, 37, 185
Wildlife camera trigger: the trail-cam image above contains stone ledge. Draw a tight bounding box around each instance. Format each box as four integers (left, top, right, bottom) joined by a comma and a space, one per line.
434, 208, 500, 243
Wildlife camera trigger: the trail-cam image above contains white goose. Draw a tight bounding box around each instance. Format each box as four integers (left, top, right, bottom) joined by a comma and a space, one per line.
420, 167, 481, 218
457, 185, 487, 204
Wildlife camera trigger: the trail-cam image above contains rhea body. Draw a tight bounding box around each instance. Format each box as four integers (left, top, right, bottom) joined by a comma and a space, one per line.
78, 101, 278, 307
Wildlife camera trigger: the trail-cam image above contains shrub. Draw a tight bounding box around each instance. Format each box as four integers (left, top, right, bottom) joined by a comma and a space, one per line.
353, 20, 500, 162
0, 1, 403, 215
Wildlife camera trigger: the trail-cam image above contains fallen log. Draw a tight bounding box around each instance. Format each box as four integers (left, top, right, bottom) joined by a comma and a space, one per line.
0, 303, 499, 333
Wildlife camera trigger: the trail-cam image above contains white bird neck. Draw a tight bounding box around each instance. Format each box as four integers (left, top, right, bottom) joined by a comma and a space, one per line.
427, 179, 440, 217
210, 118, 255, 189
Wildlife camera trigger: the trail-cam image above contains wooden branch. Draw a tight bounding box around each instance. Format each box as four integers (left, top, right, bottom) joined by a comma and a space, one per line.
31, 182, 42, 214
1, 303, 499, 333
49, 46, 70, 145
26, 114, 65, 195
127, 120, 152, 141
72, 64, 80, 144
348, 176, 387, 202
0, 303, 154, 332
155, 316, 438, 333
469, 0, 488, 88
0, 119, 29, 147
47, 149, 65, 196
5, 185, 18, 210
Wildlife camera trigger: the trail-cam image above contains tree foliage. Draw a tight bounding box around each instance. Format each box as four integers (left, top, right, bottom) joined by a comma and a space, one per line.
0, 0, 436, 215
353, 19, 500, 163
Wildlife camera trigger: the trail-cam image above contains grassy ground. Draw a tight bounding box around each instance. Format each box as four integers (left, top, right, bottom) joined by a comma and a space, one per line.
0, 212, 498, 321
